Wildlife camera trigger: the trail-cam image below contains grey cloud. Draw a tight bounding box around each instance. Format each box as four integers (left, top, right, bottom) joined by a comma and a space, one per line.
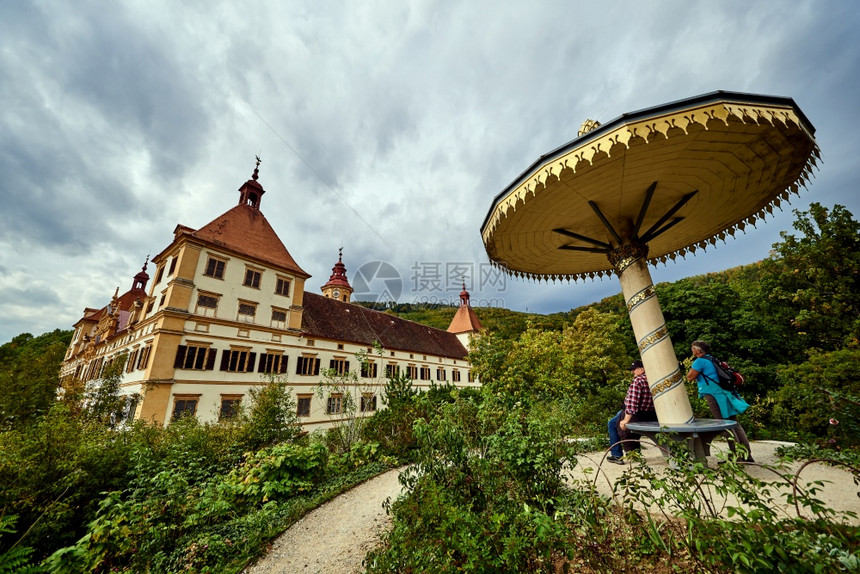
1, 0, 858, 344
0, 284, 62, 308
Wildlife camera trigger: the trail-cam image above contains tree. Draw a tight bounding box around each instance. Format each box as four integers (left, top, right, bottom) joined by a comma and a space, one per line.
756, 203, 860, 355
84, 354, 128, 425
657, 278, 781, 396
316, 349, 380, 453
470, 308, 629, 405
0, 330, 72, 428
244, 376, 301, 448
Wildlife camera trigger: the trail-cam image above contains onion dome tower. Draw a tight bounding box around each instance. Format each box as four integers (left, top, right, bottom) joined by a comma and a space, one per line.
321, 248, 353, 302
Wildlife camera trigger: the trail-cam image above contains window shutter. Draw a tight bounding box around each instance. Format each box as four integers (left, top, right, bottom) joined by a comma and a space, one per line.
220, 350, 231, 371
279, 356, 288, 374
174, 345, 187, 368
258, 353, 267, 373
205, 348, 217, 370
247, 352, 257, 372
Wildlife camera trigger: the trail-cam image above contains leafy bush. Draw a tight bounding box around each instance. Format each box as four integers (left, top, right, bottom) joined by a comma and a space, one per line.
613, 441, 859, 573
366, 397, 578, 572
0, 514, 40, 574
753, 349, 860, 445
223, 442, 328, 504
242, 377, 302, 448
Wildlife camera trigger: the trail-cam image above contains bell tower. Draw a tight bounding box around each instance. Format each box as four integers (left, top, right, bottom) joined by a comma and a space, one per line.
238, 156, 265, 210
321, 248, 353, 303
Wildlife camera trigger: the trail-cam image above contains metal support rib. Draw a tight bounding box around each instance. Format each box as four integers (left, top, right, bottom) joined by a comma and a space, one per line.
588, 201, 623, 245
633, 181, 658, 239
639, 190, 698, 243
641, 217, 684, 242
558, 245, 611, 253
552, 228, 612, 249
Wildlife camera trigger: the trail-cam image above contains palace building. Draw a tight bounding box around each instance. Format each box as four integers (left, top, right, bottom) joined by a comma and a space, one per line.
60, 162, 482, 428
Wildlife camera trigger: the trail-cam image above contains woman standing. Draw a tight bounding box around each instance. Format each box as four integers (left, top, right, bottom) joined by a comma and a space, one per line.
686, 340, 754, 462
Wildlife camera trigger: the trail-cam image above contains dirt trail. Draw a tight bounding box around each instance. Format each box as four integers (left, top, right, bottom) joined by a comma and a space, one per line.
244, 467, 405, 574
247, 442, 858, 573
566, 440, 860, 524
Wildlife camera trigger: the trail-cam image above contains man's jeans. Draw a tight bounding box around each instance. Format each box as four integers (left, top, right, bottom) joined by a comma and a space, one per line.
608, 409, 624, 458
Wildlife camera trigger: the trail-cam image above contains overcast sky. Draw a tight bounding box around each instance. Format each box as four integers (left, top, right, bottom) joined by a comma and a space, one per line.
1, 0, 858, 344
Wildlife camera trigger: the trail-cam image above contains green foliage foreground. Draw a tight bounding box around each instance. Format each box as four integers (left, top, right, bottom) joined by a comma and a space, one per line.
365, 395, 859, 573
2, 202, 858, 572
0, 382, 396, 573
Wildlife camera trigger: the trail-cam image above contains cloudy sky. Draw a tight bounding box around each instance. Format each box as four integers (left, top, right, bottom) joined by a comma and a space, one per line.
1, 0, 858, 344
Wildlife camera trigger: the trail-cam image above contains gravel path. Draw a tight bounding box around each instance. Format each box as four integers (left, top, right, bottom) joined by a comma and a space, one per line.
244, 467, 406, 574
246, 441, 858, 573
566, 440, 860, 524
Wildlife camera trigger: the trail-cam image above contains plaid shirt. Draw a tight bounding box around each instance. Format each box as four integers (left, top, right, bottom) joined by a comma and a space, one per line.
624, 373, 654, 415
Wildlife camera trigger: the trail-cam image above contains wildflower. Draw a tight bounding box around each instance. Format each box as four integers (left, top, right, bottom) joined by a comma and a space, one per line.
829, 418, 839, 426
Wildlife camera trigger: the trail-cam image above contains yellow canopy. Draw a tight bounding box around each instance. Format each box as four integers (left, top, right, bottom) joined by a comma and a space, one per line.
481, 91, 819, 281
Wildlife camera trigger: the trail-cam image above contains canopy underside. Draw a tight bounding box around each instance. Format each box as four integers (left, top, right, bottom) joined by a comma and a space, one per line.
482, 99, 819, 281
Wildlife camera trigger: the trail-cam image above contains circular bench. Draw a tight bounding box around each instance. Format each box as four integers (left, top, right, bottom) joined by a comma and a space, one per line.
626, 418, 738, 462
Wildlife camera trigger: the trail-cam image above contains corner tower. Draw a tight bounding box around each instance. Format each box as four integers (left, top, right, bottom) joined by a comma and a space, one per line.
447, 283, 484, 349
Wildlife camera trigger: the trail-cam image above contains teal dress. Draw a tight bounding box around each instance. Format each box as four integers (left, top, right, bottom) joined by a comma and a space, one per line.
692, 356, 749, 418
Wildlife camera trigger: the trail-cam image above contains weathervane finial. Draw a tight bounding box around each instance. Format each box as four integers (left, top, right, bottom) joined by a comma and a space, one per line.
253, 155, 261, 181
338, 246, 343, 261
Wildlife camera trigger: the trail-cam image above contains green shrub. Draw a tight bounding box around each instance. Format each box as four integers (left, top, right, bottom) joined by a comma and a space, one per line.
0, 514, 40, 574
242, 378, 301, 448
366, 397, 578, 572
613, 442, 859, 573
223, 442, 328, 504
758, 349, 860, 445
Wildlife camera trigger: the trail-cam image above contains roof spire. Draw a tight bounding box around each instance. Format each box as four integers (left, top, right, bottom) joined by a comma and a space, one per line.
238, 157, 266, 210
133, 255, 150, 291
459, 279, 470, 306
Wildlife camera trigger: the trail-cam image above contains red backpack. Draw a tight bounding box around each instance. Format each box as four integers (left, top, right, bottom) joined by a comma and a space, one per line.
705, 355, 745, 392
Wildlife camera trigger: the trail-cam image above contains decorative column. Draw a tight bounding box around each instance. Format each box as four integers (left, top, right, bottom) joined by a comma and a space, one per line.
609, 243, 694, 425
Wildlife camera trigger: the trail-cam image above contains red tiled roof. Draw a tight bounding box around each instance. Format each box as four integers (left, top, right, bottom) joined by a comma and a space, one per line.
447, 304, 484, 334
301, 293, 468, 360
71, 288, 147, 334
191, 204, 309, 277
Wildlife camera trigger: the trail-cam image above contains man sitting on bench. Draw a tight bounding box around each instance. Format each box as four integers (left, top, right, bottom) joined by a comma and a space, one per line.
611, 360, 658, 463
